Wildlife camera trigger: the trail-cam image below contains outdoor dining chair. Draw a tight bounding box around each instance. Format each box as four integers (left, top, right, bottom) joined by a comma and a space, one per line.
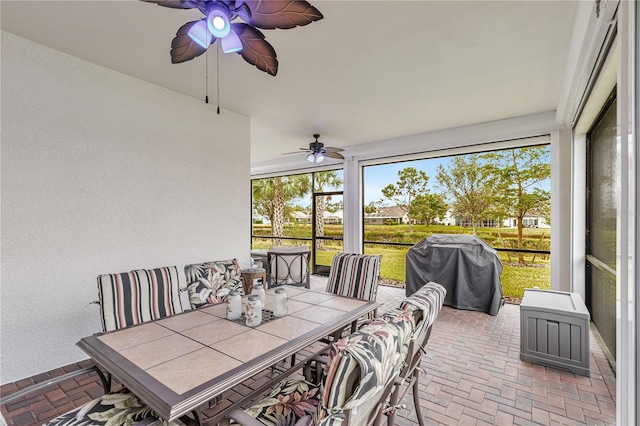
326, 253, 382, 321
97, 265, 184, 333
221, 309, 414, 426
384, 282, 446, 426
267, 246, 310, 288
95, 266, 204, 424
0, 366, 179, 426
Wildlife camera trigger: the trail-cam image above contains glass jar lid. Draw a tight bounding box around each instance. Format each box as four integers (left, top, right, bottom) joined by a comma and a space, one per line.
248, 294, 259, 301
274, 288, 286, 294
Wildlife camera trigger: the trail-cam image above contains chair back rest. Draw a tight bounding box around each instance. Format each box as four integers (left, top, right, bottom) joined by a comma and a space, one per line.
325, 253, 381, 302
267, 246, 310, 286
184, 259, 242, 309
97, 266, 183, 332
398, 282, 446, 377
315, 313, 413, 425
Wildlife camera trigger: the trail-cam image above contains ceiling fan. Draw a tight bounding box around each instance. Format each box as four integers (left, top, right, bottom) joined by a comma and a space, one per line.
285, 134, 344, 163
140, 0, 323, 76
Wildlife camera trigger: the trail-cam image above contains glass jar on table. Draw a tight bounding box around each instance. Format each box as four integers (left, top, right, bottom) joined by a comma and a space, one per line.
227, 290, 241, 320
273, 288, 288, 317
245, 295, 262, 327
251, 282, 266, 306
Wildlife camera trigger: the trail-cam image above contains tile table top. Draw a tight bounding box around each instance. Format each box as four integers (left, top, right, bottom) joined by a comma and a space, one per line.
78, 285, 378, 422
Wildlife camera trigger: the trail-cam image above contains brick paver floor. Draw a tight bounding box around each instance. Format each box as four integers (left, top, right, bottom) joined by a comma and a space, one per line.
1, 276, 616, 425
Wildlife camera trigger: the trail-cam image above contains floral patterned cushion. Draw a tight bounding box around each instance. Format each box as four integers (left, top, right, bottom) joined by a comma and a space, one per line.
45, 391, 176, 425
314, 314, 414, 425
238, 314, 413, 426
243, 378, 320, 426
184, 259, 243, 309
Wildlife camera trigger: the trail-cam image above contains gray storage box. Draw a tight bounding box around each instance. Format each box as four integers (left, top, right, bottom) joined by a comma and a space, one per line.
520, 289, 590, 376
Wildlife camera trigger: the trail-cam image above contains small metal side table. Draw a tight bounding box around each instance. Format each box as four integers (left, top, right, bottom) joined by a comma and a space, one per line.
241, 268, 266, 294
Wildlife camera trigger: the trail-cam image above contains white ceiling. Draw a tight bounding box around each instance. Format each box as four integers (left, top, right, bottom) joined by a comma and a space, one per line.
1, 0, 578, 165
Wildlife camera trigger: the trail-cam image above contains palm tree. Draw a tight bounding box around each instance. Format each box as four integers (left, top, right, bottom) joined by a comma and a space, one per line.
313, 171, 343, 250
253, 175, 311, 246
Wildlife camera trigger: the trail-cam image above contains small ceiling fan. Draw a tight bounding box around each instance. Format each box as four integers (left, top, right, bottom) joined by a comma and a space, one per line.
285, 134, 344, 163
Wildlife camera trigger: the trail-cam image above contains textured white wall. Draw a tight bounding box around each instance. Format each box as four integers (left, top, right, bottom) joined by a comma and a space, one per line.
0, 32, 251, 383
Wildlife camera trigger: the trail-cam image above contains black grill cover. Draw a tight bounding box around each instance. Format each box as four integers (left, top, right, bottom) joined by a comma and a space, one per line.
406, 234, 503, 315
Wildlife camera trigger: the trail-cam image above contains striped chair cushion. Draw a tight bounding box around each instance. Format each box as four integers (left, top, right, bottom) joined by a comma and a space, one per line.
402, 282, 447, 333
97, 266, 183, 332
184, 259, 242, 309
325, 253, 381, 301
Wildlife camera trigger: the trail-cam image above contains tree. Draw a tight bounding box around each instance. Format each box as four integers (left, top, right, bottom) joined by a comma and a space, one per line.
313, 171, 343, 249
381, 167, 429, 232
364, 201, 380, 214
252, 175, 311, 246
326, 200, 343, 213
436, 155, 494, 235
411, 193, 448, 225
482, 145, 551, 263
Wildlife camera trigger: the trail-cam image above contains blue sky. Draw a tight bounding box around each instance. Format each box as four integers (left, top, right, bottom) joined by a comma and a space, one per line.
363, 147, 551, 206
363, 157, 452, 205
284, 146, 551, 209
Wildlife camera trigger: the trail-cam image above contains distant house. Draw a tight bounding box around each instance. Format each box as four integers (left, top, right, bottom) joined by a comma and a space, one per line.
286, 210, 343, 224
434, 210, 457, 226
364, 206, 409, 225
504, 216, 550, 229
435, 211, 550, 229
324, 210, 343, 224
291, 210, 310, 223
252, 214, 271, 225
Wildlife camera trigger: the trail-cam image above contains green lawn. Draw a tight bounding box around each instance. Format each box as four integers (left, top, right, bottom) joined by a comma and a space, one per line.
252, 224, 551, 300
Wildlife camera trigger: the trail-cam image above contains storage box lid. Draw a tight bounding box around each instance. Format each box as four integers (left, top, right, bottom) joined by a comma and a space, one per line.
521, 289, 590, 319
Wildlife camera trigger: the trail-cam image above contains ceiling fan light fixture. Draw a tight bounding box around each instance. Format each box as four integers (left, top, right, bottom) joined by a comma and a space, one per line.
187, 20, 213, 49
221, 30, 243, 53
306, 152, 324, 163
206, 8, 231, 38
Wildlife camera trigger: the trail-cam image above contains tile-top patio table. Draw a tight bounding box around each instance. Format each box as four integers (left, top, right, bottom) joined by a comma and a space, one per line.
77, 285, 378, 422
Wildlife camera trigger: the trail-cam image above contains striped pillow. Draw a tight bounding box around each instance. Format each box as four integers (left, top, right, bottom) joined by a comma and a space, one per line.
97, 266, 183, 332
402, 281, 447, 333
325, 253, 381, 301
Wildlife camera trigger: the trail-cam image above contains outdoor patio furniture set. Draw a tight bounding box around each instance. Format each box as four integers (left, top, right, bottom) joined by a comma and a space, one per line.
0, 252, 447, 426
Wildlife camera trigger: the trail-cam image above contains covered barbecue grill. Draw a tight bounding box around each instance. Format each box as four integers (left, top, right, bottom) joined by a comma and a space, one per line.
406, 234, 503, 315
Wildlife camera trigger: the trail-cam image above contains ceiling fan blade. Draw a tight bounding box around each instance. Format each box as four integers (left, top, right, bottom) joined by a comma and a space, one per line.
242, 1, 323, 30
282, 150, 310, 155
233, 23, 278, 76
324, 147, 344, 153
140, 0, 194, 9
324, 151, 344, 160
170, 21, 210, 64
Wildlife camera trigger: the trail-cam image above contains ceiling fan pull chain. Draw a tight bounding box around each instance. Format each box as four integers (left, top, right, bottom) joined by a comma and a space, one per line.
205, 49, 209, 104
216, 44, 220, 115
